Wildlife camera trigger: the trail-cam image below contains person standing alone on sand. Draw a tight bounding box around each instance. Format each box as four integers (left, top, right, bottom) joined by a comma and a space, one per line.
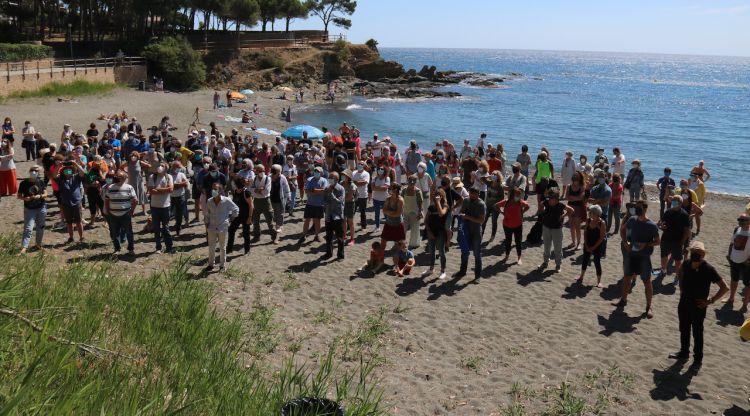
669, 241, 728, 372
727, 214, 750, 312
615, 200, 660, 318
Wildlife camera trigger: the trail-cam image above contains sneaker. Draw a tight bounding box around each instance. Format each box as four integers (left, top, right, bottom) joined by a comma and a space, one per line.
422, 268, 433, 276
538, 262, 548, 270
438, 272, 447, 280
127, 250, 135, 256
555, 264, 562, 272
155, 249, 163, 254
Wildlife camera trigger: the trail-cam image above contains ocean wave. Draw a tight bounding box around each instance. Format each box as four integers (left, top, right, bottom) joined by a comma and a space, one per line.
345, 104, 377, 111
366, 96, 473, 103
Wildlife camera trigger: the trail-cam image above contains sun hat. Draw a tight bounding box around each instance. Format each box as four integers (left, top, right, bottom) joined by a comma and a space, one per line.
688, 241, 705, 252
451, 177, 464, 188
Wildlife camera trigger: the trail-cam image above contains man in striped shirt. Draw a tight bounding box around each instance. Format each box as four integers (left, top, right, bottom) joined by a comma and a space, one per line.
104, 171, 137, 254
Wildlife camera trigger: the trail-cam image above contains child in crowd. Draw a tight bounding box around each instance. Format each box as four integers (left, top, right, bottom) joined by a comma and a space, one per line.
393, 240, 415, 277
360, 241, 385, 274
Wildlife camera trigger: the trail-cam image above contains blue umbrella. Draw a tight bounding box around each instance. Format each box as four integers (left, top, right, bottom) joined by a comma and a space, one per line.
281, 125, 325, 140
240, 89, 254, 95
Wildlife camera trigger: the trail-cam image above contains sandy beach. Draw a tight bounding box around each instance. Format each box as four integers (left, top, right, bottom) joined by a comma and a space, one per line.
0, 88, 748, 415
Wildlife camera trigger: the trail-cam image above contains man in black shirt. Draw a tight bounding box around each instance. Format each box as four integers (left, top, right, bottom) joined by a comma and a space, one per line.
657, 195, 691, 278
17, 165, 48, 253
669, 241, 728, 371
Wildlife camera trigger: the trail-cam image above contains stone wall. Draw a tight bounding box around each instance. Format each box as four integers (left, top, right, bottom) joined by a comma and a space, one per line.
1, 64, 146, 95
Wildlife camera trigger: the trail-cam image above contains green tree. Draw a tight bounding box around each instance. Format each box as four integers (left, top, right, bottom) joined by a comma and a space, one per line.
142, 36, 206, 90
278, 0, 308, 32
306, 0, 356, 32
228, 0, 259, 47
257, 0, 280, 31
365, 38, 378, 51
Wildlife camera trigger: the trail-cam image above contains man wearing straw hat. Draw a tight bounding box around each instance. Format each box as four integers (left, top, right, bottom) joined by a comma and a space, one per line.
668, 241, 728, 371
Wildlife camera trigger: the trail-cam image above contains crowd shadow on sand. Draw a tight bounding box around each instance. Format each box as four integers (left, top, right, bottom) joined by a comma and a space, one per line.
650, 360, 702, 402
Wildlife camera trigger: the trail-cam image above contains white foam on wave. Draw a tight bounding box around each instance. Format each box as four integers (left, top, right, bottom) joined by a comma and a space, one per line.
366, 95, 473, 103
345, 104, 377, 111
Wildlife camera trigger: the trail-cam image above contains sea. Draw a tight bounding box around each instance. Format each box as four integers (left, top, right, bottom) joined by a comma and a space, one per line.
296, 48, 750, 195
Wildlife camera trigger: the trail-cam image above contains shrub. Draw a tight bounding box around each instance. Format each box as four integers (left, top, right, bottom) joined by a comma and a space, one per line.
0, 43, 53, 62
142, 36, 206, 91
333, 38, 351, 64
365, 38, 379, 52
2, 80, 118, 101
256, 51, 284, 71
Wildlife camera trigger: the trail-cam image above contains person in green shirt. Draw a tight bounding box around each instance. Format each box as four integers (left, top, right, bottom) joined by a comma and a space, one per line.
533, 151, 554, 214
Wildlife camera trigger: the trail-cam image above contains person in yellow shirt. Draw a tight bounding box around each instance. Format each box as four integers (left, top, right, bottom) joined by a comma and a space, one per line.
688, 173, 706, 206
174, 140, 194, 167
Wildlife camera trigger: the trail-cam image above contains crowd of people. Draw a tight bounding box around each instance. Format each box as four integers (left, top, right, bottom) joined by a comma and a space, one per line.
1, 110, 746, 371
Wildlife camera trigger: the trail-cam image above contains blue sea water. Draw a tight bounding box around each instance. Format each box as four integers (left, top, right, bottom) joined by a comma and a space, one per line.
297, 48, 750, 195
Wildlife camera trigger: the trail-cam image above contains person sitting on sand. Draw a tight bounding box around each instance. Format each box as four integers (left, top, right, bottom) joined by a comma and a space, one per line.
615, 200, 660, 319
253, 103, 259, 114
360, 241, 385, 274
393, 240, 415, 277
241, 111, 251, 124
576, 204, 606, 288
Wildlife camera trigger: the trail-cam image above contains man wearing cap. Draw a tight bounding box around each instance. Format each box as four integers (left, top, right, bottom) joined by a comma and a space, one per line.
299, 165, 328, 243
593, 147, 608, 169
656, 195, 690, 279
669, 241, 728, 371
727, 214, 750, 312
127, 117, 142, 136
249, 164, 277, 243
456, 187, 486, 280
615, 200, 660, 318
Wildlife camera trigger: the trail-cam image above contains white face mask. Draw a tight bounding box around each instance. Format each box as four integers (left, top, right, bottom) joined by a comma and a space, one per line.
211, 189, 220, 198
30, 171, 39, 178
417, 167, 424, 173
357, 165, 364, 172
157, 166, 165, 174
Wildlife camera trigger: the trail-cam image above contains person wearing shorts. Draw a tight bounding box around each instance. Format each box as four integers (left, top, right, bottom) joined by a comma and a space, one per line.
728, 214, 750, 312
657, 195, 690, 278
299, 166, 327, 243
615, 201, 660, 318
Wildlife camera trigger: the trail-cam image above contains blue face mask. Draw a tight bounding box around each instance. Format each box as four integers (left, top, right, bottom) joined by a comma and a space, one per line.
313, 172, 321, 179
132, 139, 140, 146
664, 172, 671, 177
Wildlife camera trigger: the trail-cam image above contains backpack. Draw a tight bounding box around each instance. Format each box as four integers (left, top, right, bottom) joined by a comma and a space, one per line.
526, 220, 543, 245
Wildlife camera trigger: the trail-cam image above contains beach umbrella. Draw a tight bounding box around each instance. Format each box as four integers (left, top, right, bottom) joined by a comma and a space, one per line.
277, 86, 294, 92
281, 125, 325, 140
229, 91, 246, 100
240, 89, 254, 95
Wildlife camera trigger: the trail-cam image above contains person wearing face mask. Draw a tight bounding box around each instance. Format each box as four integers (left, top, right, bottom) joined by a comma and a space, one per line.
340, 170, 358, 245
17, 166, 48, 253
83, 158, 106, 227
269, 164, 290, 233
352, 162, 371, 230
494, 188, 529, 265
322, 171, 346, 259
588, 170, 612, 255
205, 182, 239, 271
484, 170, 505, 241
576, 204, 607, 288
533, 151, 554, 215
656, 195, 691, 279
460, 149, 478, 186
249, 164, 278, 243
668, 241, 729, 372
623, 160, 644, 202
370, 166, 391, 232
104, 171, 137, 254
656, 167, 676, 220
471, 160, 490, 201
726, 214, 750, 312
539, 190, 574, 272
227, 177, 253, 255
122, 151, 148, 215
671, 180, 703, 237
404, 140, 422, 176
455, 187, 486, 280
282, 155, 298, 216
170, 162, 189, 235
299, 166, 328, 244
416, 162, 433, 218
0, 139, 17, 196
615, 201, 660, 318
147, 163, 175, 254
593, 147, 609, 169
402, 175, 423, 249
54, 159, 86, 243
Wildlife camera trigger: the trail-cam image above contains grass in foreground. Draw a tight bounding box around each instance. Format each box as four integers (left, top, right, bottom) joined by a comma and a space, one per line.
2, 80, 119, 101
0, 234, 383, 415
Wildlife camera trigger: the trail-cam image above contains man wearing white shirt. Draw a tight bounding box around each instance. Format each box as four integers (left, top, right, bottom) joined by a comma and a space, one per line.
352, 162, 371, 230
250, 164, 277, 243
204, 182, 239, 271
612, 147, 626, 176
146, 163, 174, 253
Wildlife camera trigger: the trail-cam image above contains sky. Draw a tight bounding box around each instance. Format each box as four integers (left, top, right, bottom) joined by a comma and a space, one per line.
289, 0, 750, 57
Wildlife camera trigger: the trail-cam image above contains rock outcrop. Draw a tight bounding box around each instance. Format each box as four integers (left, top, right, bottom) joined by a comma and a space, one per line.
353, 59, 405, 81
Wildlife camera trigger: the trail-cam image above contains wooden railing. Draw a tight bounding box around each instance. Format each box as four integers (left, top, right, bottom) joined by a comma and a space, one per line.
4, 56, 145, 81
192, 33, 347, 52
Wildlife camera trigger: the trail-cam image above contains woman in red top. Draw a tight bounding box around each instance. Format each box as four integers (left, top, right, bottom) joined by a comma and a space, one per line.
607, 173, 624, 235
494, 188, 530, 264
